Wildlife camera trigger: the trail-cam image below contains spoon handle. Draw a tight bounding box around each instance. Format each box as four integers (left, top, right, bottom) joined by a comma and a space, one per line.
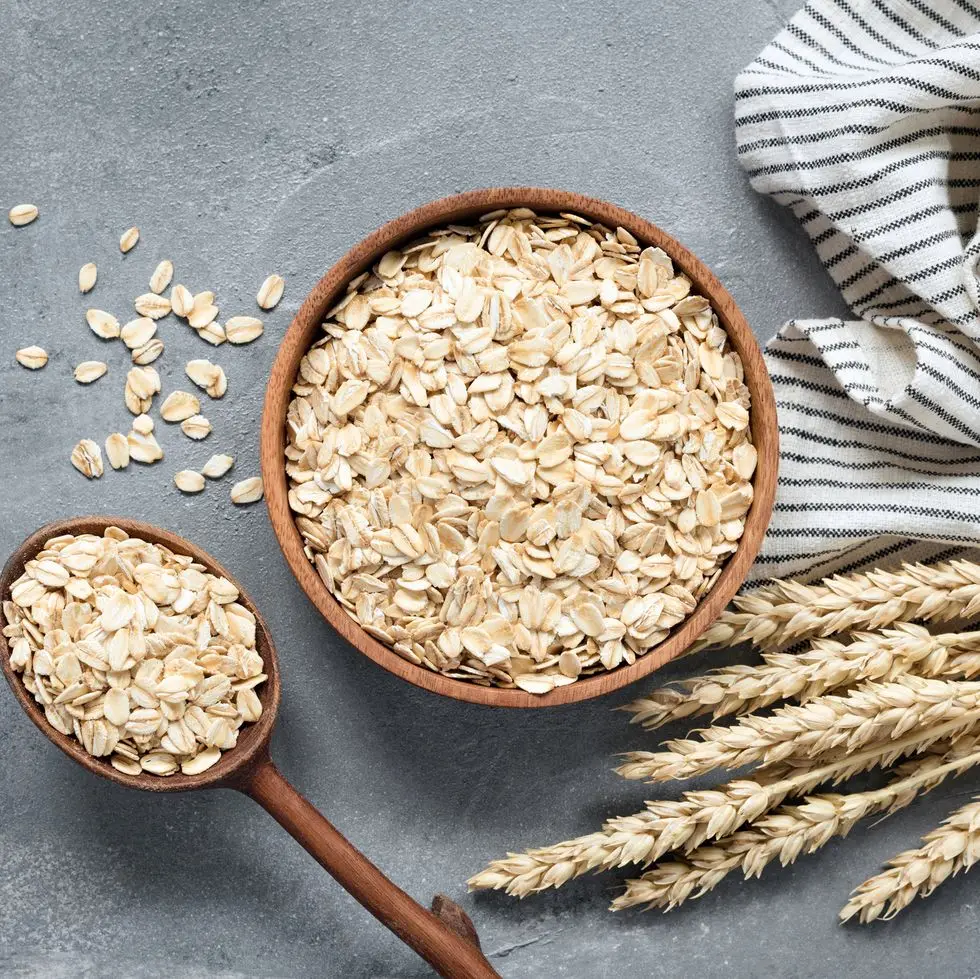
239, 756, 500, 979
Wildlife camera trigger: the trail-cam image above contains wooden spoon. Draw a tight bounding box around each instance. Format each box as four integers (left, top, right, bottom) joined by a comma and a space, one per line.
0, 517, 499, 979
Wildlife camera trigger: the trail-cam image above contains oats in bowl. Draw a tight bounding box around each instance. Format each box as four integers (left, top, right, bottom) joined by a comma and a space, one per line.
284, 208, 755, 693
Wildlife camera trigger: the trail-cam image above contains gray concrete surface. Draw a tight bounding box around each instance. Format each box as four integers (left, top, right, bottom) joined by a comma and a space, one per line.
2, 0, 974, 976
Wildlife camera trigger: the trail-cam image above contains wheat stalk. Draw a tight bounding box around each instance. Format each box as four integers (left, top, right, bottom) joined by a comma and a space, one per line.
467, 723, 974, 898
839, 795, 980, 923
617, 676, 980, 783
611, 737, 980, 912
625, 625, 980, 733
695, 560, 980, 654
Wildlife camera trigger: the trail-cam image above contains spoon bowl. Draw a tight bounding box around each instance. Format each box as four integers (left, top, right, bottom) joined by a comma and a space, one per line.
0, 516, 498, 979
0, 516, 281, 793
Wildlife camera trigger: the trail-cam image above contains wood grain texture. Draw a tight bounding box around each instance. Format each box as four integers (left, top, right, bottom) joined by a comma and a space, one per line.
0, 517, 498, 979
260, 187, 779, 708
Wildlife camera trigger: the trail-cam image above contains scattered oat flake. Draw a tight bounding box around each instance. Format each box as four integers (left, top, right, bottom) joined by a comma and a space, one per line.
79, 263, 97, 293
231, 477, 263, 504
16, 346, 48, 370
181, 414, 211, 440
202, 453, 234, 478
119, 227, 140, 253
132, 337, 164, 365
257, 274, 284, 310
188, 299, 219, 330
132, 413, 154, 434
127, 430, 163, 464
104, 433, 130, 469
71, 439, 103, 478
86, 308, 121, 339
9, 204, 38, 227
134, 293, 171, 319
225, 316, 263, 345
175, 470, 205, 493
149, 260, 174, 294
197, 321, 226, 346
120, 317, 156, 350
160, 390, 200, 422
74, 361, 107, 384
171, 284, 193, 318
185, 358, 225, 397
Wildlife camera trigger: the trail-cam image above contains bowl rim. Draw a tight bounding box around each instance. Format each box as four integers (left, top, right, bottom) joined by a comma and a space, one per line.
260, 186, 778, 708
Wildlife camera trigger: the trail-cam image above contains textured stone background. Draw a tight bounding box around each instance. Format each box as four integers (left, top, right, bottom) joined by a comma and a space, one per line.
2, 0, 974, 976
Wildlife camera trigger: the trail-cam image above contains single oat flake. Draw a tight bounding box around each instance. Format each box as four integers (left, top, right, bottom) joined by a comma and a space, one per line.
185, 359, 226, 397
8, 204, 38, 227
71, 439, 103, 478
231, 477, 263, 504
181, 414, 211, 440
127, 430, 164, 464
160, 390, 200, 422
79, 263, 97, 293
74, 361, 108, 384
132, 337, 164, 365
86, 308, 121, 339
15, 346, 48, 370
257, 274, 285, 310
171, 283, 194, 318
202, 453, 234, 478
149, 260, 174, 294
284, 208, 756, 692
174, 470, 206, 493
134, 293, 171, 319
225, 316, 263, 345
105, 433, 130, 469
119, 226, 140, 253
120, 317, 156, 350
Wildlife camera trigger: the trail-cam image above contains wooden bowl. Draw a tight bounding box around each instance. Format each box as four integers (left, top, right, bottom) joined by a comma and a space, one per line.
260, 187, 778, 708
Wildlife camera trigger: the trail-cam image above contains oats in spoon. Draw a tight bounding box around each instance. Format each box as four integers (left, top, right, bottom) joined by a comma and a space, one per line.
3, 527, 266, 776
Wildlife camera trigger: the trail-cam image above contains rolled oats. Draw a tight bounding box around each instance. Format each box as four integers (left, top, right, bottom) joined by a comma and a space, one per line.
175, 470, 206, 493
257, 274, 285, 310
86, 308, 120, 339
160, 390, 201, 422
202, 453, 234, 478
105, 433, 130, 469
119, 226, 140, 253
9, 204, 38, 227
4, 527, 266, 776
134, 293, 171, 319
181, 415, 211, 440
120, 317, 156, 350
171, 283, 194, 318
231, 477, 263, 504
225, 316, 263, 345
74, 360, 107, 384
78, 263, 97, 293
150, 260, 174, 294
71, 439, 103, 478
16, 346, 48, 370
284, 208, 756, 692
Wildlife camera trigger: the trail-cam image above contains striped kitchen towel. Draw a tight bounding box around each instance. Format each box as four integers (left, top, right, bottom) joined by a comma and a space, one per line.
735, 0, 980, 586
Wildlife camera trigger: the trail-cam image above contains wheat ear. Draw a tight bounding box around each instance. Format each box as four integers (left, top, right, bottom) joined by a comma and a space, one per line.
625, 625, 980, 733
617, 676, 980, 782
467, 725, 969, 898
840, 795, 980, 923
694, 559, 980, 654
612, 737, 980, 912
